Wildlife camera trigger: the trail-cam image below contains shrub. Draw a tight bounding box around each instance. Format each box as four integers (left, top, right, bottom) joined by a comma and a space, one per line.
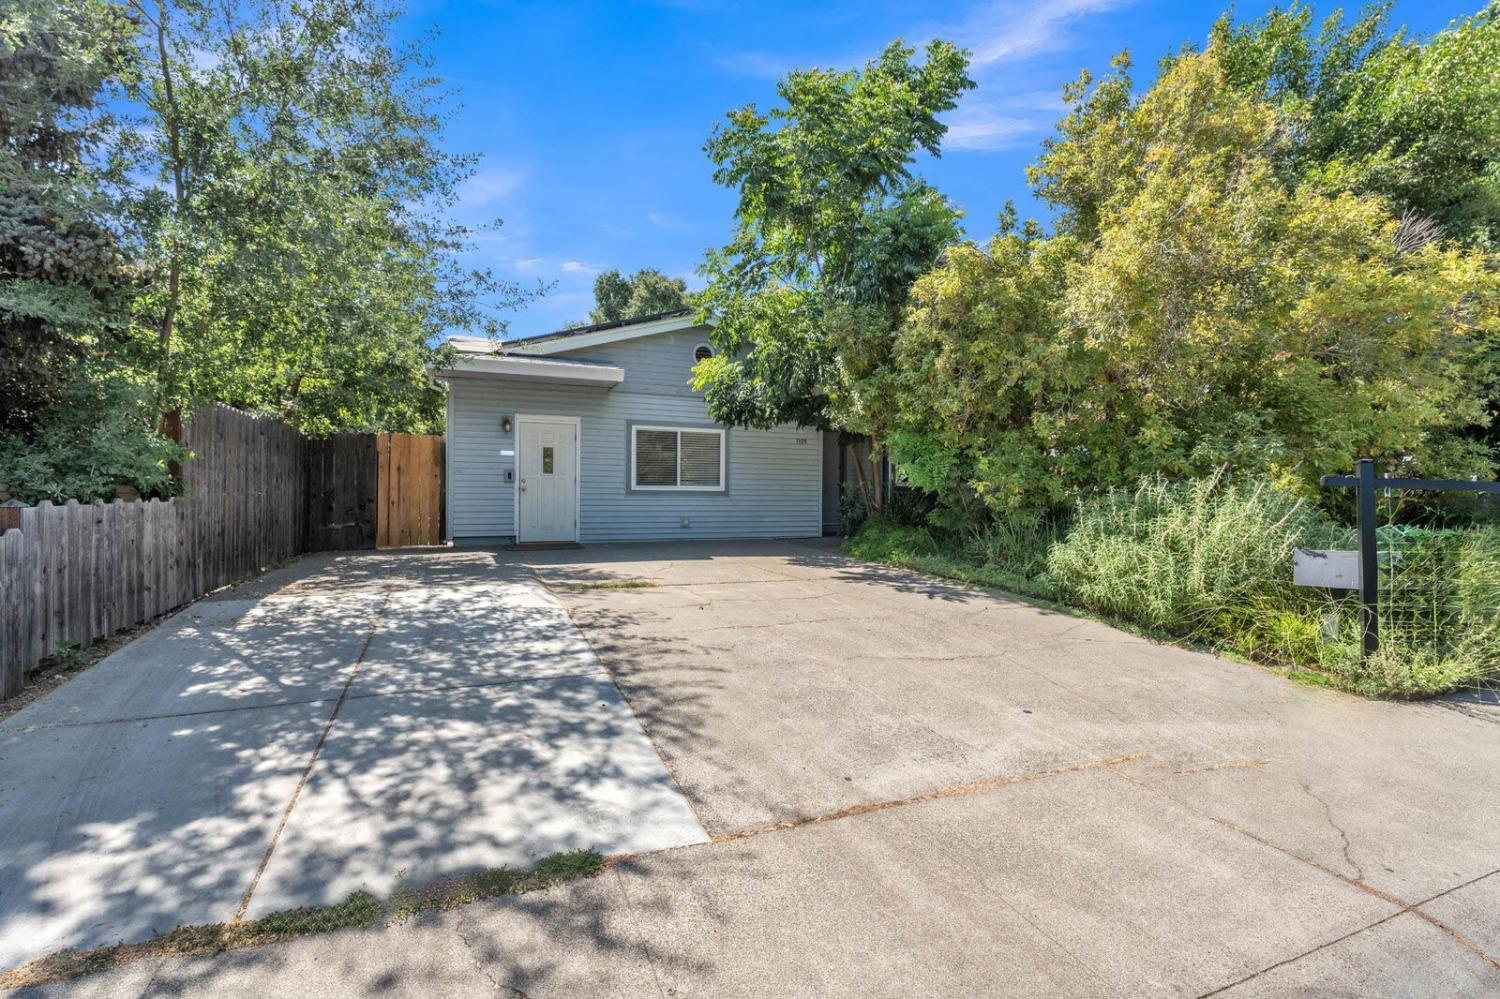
1046, 472, 1330, 637
0, 379, 186, 503
960, 511, 1064, 583
848, 472, 1500, 699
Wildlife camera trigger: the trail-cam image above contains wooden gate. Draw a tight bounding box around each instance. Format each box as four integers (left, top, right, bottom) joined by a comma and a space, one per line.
376, 434, 444, 548
305, 434, 378, 552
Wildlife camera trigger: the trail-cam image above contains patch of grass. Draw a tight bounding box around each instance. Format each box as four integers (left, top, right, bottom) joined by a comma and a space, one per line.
845, 517, 1060, 601
560, 579, 657, 591
0, 850, 607, 990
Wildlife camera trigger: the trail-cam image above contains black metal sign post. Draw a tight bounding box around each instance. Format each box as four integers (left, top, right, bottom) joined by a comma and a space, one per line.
1320, 459, 1500, 659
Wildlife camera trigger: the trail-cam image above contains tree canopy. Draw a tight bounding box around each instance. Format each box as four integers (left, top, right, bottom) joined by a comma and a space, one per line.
889, 27, 1499, 526
2, 0, 529, 501
693, 39, 973, 437
588, 268, 689, 325
127, 0, 526, 436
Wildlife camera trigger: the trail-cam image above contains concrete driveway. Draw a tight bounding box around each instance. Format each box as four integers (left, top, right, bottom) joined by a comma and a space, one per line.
0, 551, 706, 971
12, 539, 1500, 996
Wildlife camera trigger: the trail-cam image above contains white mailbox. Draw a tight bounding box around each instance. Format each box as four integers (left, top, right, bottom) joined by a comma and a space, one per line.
1293, 549, 1361, 590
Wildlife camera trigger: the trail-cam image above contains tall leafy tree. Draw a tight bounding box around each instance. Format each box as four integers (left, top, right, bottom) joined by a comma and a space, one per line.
893, 41, 1499, 523
1209, 1, 1500, 250
125, 0, 528, 435
694, 38, 974, 465
0, 0, 186, 502
588, 267, 689, 324
0, 0, 137, 438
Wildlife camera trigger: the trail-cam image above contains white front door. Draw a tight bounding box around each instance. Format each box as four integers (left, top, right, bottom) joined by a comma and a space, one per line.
517, 418, 578, 542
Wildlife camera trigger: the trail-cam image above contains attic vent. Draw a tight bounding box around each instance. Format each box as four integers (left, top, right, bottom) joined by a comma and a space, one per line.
693, 343, 713, 363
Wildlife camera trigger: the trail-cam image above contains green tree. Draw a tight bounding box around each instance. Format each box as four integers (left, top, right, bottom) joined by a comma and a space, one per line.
588, 268, 689, 324
0, 0, 186, 502
1209, 2, 1500, 250
0, 0, 138, 437
124, 0, 529, 435
693, 38, 974, 476
894, 44, 1499, 523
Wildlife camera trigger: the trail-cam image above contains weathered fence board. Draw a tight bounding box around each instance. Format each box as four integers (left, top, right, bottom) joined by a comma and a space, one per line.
0, 405, 311, 698
306, 435, 378, 552
1, 405, 445, 698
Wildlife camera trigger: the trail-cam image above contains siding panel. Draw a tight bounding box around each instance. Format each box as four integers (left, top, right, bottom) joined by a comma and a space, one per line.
446, 373, 821, 542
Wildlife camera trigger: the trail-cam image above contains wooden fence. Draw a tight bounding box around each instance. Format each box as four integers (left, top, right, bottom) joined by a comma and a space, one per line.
0, 405, 311, 699
0, 406, 446, 698
306, 434, 378, 552
376, 433, 445, 548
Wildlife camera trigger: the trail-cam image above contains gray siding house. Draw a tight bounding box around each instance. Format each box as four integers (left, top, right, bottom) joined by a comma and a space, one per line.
432, 311, 830, 544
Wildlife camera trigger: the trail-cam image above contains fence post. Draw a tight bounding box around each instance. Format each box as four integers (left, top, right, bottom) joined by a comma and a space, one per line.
1357, 458, 1379, 658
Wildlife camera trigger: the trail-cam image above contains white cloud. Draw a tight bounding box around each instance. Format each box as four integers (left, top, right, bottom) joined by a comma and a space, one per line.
513, 257, 546, 273
560, 260, 596, 275
944, 107, 1041, 151
960, 0, 1135, 67
457, 167, 526, 208
646, 211, 698, 232
942, 88, 1070, 151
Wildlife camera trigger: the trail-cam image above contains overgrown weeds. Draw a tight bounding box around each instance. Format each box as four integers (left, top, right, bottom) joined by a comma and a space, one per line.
0, 849, 607, 989
847, 473, 1500, 699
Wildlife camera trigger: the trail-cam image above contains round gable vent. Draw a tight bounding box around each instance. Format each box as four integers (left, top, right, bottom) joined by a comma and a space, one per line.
693, 343, 714, 363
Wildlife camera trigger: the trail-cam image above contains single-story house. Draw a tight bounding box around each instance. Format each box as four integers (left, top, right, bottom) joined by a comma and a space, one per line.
431, 310, 845, 544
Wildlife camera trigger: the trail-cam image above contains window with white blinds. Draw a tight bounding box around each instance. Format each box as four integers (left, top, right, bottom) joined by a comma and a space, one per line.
631, 425, 725, 490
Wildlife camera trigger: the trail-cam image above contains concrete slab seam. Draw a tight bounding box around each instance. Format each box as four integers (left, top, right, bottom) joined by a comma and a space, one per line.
706, 752, 1151, 845
232, 585, 394, 923
3, 669, 612, 734
1194, 910, 1407, 998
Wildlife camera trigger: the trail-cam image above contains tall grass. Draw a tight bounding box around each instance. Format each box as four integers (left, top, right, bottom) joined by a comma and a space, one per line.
847, 472, 1500, 699
1046, 473, 1331, 635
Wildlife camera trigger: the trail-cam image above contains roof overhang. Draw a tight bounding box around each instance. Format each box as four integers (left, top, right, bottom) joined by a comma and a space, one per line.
508, 312, 713, 355
430, 353, 624, 388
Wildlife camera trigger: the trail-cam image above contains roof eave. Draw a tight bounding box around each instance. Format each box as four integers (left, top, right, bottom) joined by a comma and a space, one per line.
508, 312, 714, 356
430, 355, 624, 388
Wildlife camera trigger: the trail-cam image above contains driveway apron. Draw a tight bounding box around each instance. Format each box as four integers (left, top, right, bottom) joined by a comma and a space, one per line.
0, 550, 706, 970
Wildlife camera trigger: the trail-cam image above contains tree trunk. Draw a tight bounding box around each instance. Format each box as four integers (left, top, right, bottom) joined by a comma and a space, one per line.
152, 1, 185, 383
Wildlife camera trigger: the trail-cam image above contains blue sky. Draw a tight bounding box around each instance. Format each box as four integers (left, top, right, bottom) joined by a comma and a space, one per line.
407, 0, 1474, 337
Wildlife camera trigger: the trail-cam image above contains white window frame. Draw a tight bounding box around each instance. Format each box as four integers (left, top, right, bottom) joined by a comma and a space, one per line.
631, 424, 726, 492
693, 342, 714, 362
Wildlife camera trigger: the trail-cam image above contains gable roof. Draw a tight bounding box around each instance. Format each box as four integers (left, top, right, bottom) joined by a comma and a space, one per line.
447, 309, 711, 358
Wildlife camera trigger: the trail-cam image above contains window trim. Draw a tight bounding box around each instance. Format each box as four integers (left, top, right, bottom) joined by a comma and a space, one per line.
693, 342, 714, 363
630, 424, 726, 492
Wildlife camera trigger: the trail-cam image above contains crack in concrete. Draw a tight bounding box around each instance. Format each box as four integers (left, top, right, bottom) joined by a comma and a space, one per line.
995, 648, 1134, 724
1301, 781, 1365, 882
1170, 758, 1273, 777
1106, 764, 1500, 981
679, 613, 869, 634
610, 867, 670, 999
451, 908, 514, 997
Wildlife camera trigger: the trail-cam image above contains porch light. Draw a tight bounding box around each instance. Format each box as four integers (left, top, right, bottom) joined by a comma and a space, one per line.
501, 416, 513, 433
